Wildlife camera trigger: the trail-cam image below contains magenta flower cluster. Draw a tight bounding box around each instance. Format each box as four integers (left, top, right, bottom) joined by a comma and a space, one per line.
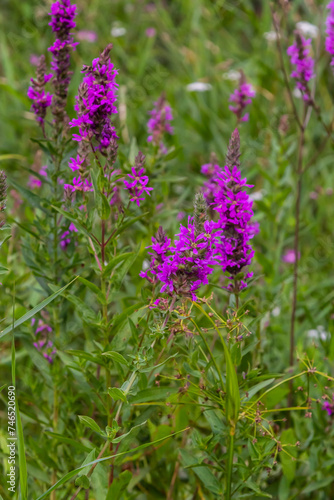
124, 166, 153, 207
287, 34, 314, 100
27, 72, 53, 126
141, 218, 215, 301
27, 56, 53, 128
147, 94, 173, 153
229, 80, 255, 123
326, 2, 334, 66
123, 152, 153, 207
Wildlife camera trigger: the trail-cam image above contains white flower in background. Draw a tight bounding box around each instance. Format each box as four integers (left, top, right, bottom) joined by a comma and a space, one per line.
296, 21, 319, 39
293, 88, 303, 99
111, 25, 127, 37
264, 31, 279, 42
186, 82, 212, 92
307, 325, 329, 341
142, 260, 150, 271
222, 70, 240, 81
249, 190, 264, 202
271, 306, 281, 317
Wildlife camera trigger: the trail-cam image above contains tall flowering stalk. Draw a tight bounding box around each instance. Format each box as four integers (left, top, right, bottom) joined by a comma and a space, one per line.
66, 44, 118, 192
287, 33, 314, 103
27, 56, 53, 134
48, 0, 78, 128
229, 72, 255, 123
325, 2, 334, 67
212, 130, 257, 301
147, 93, 174, 154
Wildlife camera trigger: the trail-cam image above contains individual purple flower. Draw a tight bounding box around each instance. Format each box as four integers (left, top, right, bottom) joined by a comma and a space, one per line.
326, 2, 334, 67
77, 30, 97, 43
124, 152, 153, 207
323, 394, 334, 416
229, 72, 255, 123
146, 27, 156, 38
27, 165, 48, 189
60, 222, 78, 249
27, 55, 53, 131
64, 176, 93, 193
48, 0, 78, 127
147, 93, 173, 153
282, 249, 300, 264
287, 33, 314, 102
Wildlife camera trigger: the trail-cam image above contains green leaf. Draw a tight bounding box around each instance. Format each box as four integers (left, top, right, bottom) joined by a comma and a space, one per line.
280, 429, 297, 483
108, 387, 127, 403
179, 449, 222, 495
102, 351, 129, 366
0, 264, 9, 274
0, 277, 78, 341
139, 353, 178, 373
103, 252, 134, 278
74, 475, 90, 489
129, 386, 179, 404
111, 302, 144, 336
106, 470, 132, 500
243, 379, 275, 401
77, 276, 106, 305
78, 416, 103, 434
97, 192, 111, 220
16, 400, 28, 500
112, 420, 147, 444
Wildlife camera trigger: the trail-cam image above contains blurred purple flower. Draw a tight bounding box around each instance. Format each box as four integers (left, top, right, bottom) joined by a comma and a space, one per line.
229, 72, 255, 123
77, 30, 97, 43
287, 33, 314, 102
27, 56, 53, 129
326, 2, 334, 67
147, 93, 173, 153
282, 249, 300, 264
146, 27, 156, 38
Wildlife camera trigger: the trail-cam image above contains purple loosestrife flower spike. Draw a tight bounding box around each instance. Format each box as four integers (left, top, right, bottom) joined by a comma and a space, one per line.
229, 72, 255, 123
147, 93, 174, 154
287, 33, 314, 102
124, 152, 153, 207
48, 0, 78, 128
0, 170, 7, 228
69, 44, 118, 158
326, 2, 334, 67
212, 131, 257, 292
27, 55, 53, 132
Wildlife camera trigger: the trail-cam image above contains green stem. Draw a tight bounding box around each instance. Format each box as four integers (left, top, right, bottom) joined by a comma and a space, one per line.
226, 432, 235, 500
